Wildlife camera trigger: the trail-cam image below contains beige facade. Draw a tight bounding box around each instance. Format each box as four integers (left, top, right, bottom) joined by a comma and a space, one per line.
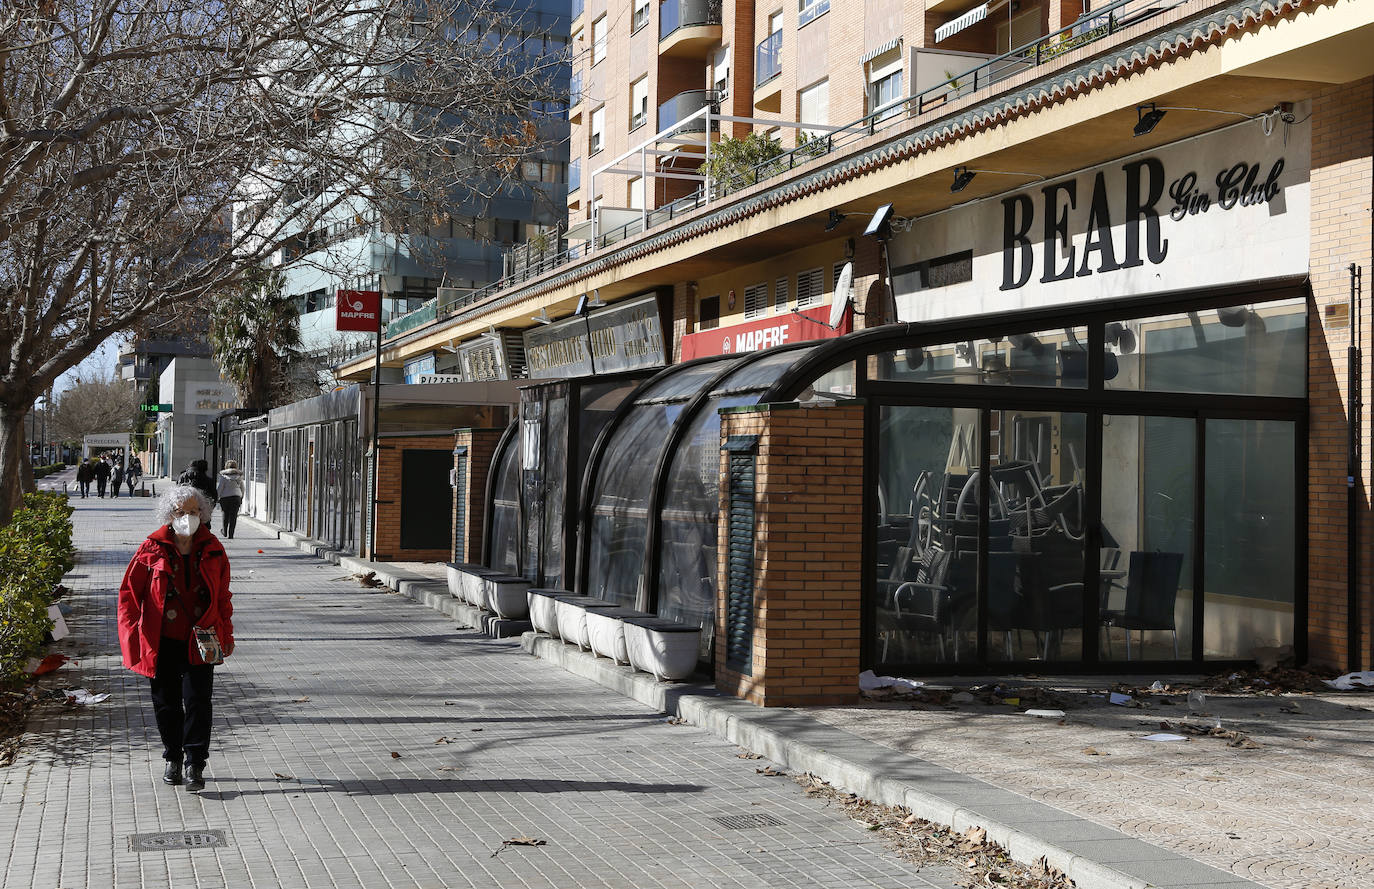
340, 0, 1374, 687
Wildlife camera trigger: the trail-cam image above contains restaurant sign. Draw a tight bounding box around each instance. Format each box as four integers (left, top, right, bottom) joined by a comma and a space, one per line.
889, 107, 1312, 323
523, 294, 666, 379
459, 335, 512, 381
680, 304, 852, 361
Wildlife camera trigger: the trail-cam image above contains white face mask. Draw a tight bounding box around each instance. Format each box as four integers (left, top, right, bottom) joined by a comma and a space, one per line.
171, 514, 200, 537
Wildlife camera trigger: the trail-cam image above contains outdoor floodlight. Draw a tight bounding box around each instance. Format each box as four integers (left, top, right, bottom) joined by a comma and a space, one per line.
1134, 103, 1167, 137
950, 167, 976, 192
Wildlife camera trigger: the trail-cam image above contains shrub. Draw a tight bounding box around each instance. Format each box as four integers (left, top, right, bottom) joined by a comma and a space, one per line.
0, 493, 76, 687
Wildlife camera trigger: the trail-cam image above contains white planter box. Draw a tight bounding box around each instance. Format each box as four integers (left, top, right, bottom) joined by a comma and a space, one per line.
585, 609, 634, 665
484, 575, 531, 620
553, 597, 618, 650
527, 589, 569, 636
445, 562, 496, 600
623, 618, 701, 681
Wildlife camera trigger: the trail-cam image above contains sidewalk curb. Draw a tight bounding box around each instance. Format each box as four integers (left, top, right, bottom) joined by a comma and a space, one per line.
238, 516, 1246, 889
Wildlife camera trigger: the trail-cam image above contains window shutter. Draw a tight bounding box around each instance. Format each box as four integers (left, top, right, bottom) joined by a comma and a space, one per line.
723, 435, 759, 674
773, 276, 788, 311
743, 282, 768, 319
796, 267, 823, 308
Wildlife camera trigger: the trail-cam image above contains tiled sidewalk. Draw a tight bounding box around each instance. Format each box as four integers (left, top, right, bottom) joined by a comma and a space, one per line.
0, 494, 961, 889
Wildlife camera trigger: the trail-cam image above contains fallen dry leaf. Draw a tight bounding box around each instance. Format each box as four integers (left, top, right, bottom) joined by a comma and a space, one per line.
491, 836, 547, 857
1082, 747, 1101, 756
736, 751, 762, 760
390, 751, 401, 759
755, 766, 786, 777
293, 697, 310, 703
434, 737, 451, 744
273, 773, 294, 781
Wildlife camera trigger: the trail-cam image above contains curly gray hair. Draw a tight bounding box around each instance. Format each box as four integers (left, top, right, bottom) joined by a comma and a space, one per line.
154, 484, 213, 526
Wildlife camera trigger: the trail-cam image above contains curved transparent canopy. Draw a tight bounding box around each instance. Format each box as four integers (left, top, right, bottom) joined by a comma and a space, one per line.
655, 346, 822, 653
584, 359, 739, 607
487, 424, 522, 575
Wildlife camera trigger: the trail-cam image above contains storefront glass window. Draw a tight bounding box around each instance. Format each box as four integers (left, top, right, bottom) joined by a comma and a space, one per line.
1105, 298, 1306, 397
1204, 418, 1295, 659
1100, 415, 1194, 661
874, 327, 1089, 388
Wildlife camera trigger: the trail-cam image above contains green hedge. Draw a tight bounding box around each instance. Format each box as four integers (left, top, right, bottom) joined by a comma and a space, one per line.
32, 463, 66, 479
0, 493, 76, 687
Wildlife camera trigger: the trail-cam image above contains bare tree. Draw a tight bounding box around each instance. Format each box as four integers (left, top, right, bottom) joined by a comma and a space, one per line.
50, 376, 139, 444
0, 0, 565, 522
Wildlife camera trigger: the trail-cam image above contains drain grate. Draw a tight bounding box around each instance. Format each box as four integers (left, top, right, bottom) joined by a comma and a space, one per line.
127, 830, 227, 852
711, 813, 786, 829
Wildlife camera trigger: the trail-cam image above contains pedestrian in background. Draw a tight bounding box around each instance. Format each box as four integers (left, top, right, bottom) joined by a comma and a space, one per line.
117, 485, 234, 792
125, 454, 143, 496
93, 455, 111, 497
111, 457, 125, 498
75, 459, 93, 498
215, 460, 245, 539
178, 460, 218, 514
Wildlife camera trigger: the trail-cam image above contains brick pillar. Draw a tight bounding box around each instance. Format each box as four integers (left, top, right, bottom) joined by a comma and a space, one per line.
452, 428, 505, 564
1307, 77, 1374, 670
716, 402, 865, 706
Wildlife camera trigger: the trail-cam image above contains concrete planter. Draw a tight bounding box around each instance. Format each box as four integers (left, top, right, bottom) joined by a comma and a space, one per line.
623, 617, 701, 681
484, 574, 532, 620
553, 596, 620, 651
527, 588, 570, 636
586, 608, 641, 665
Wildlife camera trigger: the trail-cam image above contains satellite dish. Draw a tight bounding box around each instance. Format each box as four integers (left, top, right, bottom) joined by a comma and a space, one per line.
829, 261, 853, 329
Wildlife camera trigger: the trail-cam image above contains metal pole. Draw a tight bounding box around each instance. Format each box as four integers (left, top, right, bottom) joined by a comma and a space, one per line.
370, 288, 383, 560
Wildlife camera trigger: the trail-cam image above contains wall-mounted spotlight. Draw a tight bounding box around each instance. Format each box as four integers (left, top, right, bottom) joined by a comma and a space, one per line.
586, 288, 606, 308
530, 307, 554, 325
950, 166, 1045, 193
1133, 102, 1291, 137
824, 209, 846, 232
1133, 103, 1168, 137
863, 204, 897, 323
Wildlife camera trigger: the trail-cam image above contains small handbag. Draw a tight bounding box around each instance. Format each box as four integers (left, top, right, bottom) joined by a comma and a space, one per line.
193, 626, 225, 665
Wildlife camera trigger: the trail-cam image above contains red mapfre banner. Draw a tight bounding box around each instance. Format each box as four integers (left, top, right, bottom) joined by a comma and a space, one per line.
679, 305, 852, 361
336, 290, 381, 332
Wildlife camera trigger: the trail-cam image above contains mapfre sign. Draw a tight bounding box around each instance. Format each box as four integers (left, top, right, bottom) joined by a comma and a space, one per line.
335, 290, 381, 332
680, 305, 851, 361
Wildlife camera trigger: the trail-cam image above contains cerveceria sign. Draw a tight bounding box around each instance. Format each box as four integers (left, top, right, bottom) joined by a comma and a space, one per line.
890, 109, 1311, 323
523, 294, 666, 379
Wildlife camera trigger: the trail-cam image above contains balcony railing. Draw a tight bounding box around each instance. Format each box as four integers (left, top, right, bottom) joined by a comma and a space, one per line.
755, 32, 782, 86
380, 0, 1188, 344
657, 89, 718, 133
659, 0, 722, 41
798, 0, 829, 27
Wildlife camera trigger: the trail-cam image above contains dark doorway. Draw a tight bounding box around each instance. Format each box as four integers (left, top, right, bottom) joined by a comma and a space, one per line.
401, 449, 453, 550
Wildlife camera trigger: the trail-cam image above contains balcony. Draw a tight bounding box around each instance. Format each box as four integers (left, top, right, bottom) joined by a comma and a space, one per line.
569, 159, 581, 192
754, 32, 783, 111
571, 0, 584, 21
659, 0, 722, 57
797, 0, 828, 27
657, 89, 718, 135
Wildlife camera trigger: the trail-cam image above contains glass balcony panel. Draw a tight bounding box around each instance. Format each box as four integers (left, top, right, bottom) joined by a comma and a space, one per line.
755, 32, 782, 86
657, 89, 717, 133
660, 0, 722, 41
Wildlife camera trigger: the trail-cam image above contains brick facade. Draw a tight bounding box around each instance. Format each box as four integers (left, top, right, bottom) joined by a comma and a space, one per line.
451, 428, 506, 564
372, 434, 456, 563
1306, 76, 1374, 670
716, 402, 866, 706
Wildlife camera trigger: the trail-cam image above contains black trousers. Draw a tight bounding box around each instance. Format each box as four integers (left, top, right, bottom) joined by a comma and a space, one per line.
149, 638, 215, 767
96, 478, 107, 497
218, 496, 242, 538
78, 481, 90, 497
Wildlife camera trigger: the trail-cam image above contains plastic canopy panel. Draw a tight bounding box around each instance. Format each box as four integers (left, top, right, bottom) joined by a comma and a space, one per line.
540, 392, 569, 587
487, 426, 522, 575
585, 359, 738, 608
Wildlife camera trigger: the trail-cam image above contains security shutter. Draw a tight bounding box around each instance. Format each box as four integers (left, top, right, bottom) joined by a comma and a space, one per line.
452, 449, 468, 562
724, 435, 759, 674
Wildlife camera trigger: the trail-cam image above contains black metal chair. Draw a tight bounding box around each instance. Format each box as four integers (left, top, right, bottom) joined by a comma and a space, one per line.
1102, 550, 1185, 659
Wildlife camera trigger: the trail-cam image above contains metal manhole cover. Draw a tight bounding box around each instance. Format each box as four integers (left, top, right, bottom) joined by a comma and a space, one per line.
711, 813, 786, 829
128, 830, 227, 852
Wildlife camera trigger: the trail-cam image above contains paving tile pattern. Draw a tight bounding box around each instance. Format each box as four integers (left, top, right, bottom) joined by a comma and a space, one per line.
1, 492, 961, 889
805, 688, 1374, 889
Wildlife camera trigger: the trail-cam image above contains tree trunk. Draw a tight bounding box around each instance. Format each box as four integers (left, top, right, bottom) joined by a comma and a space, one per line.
0, 406, 30, 525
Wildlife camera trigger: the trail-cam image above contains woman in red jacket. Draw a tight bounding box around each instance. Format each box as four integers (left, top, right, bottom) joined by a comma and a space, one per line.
118, 484, 235, 792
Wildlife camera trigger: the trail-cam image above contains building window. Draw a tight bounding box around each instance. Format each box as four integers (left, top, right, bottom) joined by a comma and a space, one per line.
699, 294, 721, 330
773, 276, 789, 311
628, 176, 644, 210
796, 267, 824, 308
798, 79, 829, 140
743, 282, 769, 320
867, 50, 903, 122
590, 105, 605, 155
798, 0, 829, 28
633, 0, 650, 32
630, 77, 649, 131
712, 46, 731, 100
591, 14, 607, 65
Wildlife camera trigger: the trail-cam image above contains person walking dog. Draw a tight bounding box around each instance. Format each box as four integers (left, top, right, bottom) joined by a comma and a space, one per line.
117, 485, 235, 792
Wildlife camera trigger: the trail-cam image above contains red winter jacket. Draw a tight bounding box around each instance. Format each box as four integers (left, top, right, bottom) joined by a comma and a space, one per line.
118, 524, 235, 678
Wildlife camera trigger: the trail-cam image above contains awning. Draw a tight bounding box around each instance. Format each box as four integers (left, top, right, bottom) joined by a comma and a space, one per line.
565, 207, 644, 241
935, 2, 988, 42
860, 37, 902, 64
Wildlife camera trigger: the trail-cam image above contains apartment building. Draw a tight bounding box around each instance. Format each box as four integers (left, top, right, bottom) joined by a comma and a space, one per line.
334, 0, 1371, 696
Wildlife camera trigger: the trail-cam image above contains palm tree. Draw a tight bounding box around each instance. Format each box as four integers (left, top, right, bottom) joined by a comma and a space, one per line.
208, 265, 303, 415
